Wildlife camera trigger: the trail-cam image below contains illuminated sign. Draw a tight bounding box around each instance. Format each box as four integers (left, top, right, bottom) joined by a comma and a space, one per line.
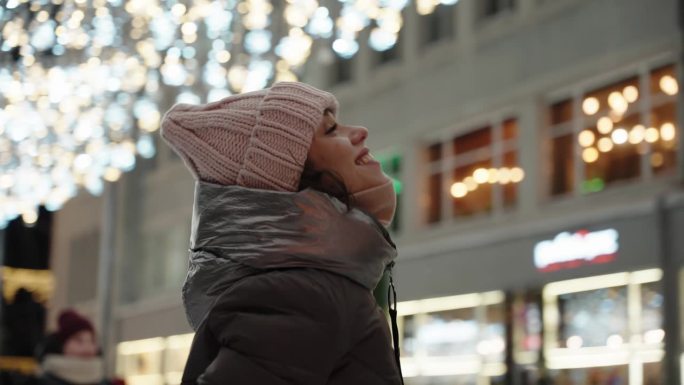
534, 229, 619, 272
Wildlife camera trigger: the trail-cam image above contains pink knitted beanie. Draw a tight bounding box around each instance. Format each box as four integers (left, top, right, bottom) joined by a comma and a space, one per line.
160, 82, 339, 191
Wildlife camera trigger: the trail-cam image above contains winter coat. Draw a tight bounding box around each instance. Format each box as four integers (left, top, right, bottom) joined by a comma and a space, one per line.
180, 182, 403, 385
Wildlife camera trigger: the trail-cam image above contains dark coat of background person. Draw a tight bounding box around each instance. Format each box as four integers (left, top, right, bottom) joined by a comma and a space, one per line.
2, 288, 45, 356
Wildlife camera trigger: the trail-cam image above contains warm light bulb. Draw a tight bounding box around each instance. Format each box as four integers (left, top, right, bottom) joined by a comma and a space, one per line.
104, 168, 122, 182
622, 85, 639, 103
660, 122, 676, 141
629, 125, 645, 144
582, 147, 599, 163
660, 75, 679, 96
416, 0, 437, 15
463, 176, 478, 191
487, 168, 499, 184
611, 128, 628, 145
450, 182, 468, 198
582, 97, 599, 115
578, 130, 596, 147
597, 117, 613, 134
510, 167, 525, 183
22, 210, 38, 225
473, 168, 489, 184
645, 127, 659, 143
498, 168, 512, 184
597, 137, 613, 152
608, 91, 628, 114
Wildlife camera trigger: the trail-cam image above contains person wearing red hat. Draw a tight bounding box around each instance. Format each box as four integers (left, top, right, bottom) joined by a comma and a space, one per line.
31, 309, 120, 385
160, 82, 403, 384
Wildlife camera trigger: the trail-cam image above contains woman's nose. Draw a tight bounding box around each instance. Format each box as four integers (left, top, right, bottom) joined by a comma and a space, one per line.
349, 125, 368, 145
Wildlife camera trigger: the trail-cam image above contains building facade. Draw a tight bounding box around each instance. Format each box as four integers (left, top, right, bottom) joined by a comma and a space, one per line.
46, 0, 683, 384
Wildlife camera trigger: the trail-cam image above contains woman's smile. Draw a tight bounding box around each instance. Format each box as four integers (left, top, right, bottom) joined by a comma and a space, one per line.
354, 148, 380, 167
307, 109, 389, 194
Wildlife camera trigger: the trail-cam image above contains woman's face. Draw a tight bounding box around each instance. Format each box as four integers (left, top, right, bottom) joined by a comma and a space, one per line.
306, 109, 389, 194
63, 330, 98, 358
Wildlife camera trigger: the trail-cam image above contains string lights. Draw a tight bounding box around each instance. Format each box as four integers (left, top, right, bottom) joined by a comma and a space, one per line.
578, 74, 679, 165
0, 0, 459, 228
450, 166, 525, 199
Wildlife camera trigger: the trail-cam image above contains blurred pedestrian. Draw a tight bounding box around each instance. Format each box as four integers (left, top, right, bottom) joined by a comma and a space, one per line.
161, 82, 402, 384
32, 309, 122, 385
3, 288, 45, 357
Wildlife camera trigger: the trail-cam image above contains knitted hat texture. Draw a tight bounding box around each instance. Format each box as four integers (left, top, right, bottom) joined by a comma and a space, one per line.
160, 82, 338, 191
56, 309, 95, 343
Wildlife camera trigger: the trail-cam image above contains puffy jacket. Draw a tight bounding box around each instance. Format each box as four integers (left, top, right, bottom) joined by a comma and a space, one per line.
180, 183, 403, 385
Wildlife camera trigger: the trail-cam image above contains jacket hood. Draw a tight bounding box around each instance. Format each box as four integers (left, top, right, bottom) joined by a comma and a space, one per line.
182, 182, 397, 330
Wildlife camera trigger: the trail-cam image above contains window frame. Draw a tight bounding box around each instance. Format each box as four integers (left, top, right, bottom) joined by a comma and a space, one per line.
423, 112, 521, 225
417, 2, 457, 49
544, 58, 680, 200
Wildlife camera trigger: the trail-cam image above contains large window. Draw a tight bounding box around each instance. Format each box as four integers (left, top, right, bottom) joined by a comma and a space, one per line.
398, 291, 506, 383
543, 269, 664, 385
424, 118, 523, 225
549, 63, 679, 197
117, 333, 194, 385
121, 221, 189, 303
328, 56, 354, 87
418, 3, 456, 47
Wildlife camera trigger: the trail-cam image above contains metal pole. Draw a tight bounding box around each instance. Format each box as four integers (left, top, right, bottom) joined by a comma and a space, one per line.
657, 195, 680, 385
95, 181, 118, 376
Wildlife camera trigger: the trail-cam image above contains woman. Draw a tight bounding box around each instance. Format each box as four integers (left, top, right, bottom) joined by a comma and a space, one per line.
161, 82, 403, 384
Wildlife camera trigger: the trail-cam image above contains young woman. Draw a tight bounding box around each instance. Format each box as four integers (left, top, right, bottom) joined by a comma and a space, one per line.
161, 82, 403, 385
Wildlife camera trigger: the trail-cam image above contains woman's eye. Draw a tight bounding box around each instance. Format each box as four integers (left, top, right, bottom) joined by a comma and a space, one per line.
325, 123, 337, 135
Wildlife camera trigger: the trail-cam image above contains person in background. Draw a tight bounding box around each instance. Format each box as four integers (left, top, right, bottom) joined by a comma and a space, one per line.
32, 309, 123, 385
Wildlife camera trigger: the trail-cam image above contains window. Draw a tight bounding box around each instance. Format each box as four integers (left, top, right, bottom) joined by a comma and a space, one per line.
424, 118, 523, 224
373, 32, 403, 67
418, 3, 456, 47
398, 292, 506, 379
477, 0, 515, 20
379, 154, 402, 233
122, 222, 190, 303
544, 269, 663, 384
328, 56, 354, 86
558, 286, 629, 348
548, 63, 679, 197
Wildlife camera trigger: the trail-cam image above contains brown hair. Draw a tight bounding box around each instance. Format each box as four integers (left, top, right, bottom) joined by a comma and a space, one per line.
298, 162, 352, 209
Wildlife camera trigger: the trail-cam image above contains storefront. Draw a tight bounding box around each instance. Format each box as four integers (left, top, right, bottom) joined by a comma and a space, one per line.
395, 203, 669, 385
116, 333, 193, 385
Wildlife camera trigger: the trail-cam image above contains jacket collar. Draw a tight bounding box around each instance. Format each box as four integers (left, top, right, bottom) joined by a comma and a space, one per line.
183, 182, 397, 329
